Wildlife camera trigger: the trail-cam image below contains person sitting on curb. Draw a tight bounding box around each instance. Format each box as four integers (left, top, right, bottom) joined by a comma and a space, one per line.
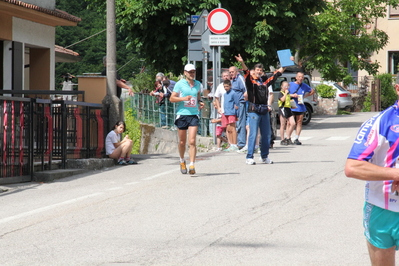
105, 121, 137, 165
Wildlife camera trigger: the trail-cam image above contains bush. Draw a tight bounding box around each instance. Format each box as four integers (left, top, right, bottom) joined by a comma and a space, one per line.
123, 107, 141, 154
375, 73, 397, 110
131, 72, 155, 93
363, 73, 397, 112
316, 84, 336, 98
362, 94, 371, 112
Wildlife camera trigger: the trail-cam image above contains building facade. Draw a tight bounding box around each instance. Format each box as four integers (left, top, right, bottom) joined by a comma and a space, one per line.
357, 5, 399, 81
0, 0, 80, 92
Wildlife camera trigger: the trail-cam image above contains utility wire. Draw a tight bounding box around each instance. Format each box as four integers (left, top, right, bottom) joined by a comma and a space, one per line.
65, 29, 106, 49
117, 57, 136, 72
63, 26, 138, 72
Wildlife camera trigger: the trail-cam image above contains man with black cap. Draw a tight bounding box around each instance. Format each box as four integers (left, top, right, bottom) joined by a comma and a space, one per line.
170, 63, 205, 175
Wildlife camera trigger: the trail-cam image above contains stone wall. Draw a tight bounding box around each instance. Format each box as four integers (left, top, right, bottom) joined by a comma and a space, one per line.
315, 97, 338, 115
139, 124, 216, 154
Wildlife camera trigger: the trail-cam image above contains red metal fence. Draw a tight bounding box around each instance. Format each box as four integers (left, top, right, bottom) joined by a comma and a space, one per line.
0, 96, 109, 184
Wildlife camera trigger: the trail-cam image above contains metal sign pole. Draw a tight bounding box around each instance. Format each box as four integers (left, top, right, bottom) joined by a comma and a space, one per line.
211, 46, 221, 145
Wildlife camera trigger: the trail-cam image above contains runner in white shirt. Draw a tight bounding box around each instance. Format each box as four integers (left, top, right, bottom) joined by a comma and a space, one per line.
345, 73, 399, 265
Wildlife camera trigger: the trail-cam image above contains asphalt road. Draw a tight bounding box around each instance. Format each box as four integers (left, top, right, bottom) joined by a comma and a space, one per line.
0, 112, 387, 265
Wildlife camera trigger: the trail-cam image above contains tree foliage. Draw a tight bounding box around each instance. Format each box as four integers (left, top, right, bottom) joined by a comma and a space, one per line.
301, 0, 399, 83
55, 0, 144, 89
78, 0, 399, 83
86, 0, 325, 75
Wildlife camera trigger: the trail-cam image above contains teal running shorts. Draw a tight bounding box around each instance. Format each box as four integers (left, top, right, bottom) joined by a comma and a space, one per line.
363, 202, 399, 250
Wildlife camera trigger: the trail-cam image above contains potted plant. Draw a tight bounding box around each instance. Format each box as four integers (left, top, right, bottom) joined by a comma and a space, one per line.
316, 84, 338, 115
317, 84, 336, 98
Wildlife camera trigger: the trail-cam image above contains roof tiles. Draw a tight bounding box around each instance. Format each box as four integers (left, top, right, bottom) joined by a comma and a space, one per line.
0, 0, 81, 22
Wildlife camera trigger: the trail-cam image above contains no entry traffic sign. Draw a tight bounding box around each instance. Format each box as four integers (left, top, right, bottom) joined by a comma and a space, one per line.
207, 8, 232, 34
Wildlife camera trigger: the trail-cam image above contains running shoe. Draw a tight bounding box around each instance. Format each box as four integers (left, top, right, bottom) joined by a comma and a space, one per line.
237, 146, 248, 153
189, 165, 196, 175
117, 159, 127, 165
224, 145, 239, 152
294, 139, 302, 145
180, 161, 187, 174
125, 159, 138, 164
246, 158, 256, 165
280, 139, 288, 145
260, 157, 273, 164
287, 138, 293, 145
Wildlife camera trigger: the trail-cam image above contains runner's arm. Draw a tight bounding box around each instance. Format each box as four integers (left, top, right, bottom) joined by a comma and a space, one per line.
170, 91, 191, 103
345, 158, 399, 182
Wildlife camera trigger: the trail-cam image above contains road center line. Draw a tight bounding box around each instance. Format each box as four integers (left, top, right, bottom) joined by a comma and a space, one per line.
326, 136, 350, 140
106, 187, 123, 191
0, 192, 103, 225
125, 182, 140, 185
142, 169, 177, 180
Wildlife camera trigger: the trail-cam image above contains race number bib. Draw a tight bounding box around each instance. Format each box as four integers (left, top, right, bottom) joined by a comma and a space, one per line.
297, 95, 304, 105
184, 96, 197, 107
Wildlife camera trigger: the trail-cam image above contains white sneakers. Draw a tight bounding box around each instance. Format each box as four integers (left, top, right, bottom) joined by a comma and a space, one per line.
246, 157, 273, 165
246, 158, 256, 165
237, 145, 248, 153
260, 157, 273, 164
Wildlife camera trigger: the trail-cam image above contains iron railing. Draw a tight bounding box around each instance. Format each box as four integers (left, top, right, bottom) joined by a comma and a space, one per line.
0, 97, 32, 183
124, 93, 214, 137
0, 96, 108, 183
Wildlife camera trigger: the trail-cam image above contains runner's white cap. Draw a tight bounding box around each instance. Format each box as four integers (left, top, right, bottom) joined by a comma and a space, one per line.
184, 64, 196, 72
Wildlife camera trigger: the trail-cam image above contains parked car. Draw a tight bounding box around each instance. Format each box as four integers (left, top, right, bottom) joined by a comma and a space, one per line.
312, 81, 353, 110
269, 72, 318, 125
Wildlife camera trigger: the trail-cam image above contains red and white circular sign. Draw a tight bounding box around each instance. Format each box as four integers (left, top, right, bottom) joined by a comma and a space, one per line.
207, 8, 232, 34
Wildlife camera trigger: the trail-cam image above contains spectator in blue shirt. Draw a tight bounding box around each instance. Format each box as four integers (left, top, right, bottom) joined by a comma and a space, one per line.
229, 66, 247, 149
222, 79, 240, 151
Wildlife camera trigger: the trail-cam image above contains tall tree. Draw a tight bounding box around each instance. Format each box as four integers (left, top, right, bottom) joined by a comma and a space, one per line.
86, 0, 325, 74
300, 0, 399, 83
83, 0, 399, 82
55, 0, 143, 89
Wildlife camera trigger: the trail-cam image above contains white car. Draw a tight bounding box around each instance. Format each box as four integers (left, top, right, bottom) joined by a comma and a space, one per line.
312, 81, 353, 110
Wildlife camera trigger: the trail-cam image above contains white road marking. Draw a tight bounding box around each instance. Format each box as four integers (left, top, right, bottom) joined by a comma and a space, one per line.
142, 169, 177, 180
298, 137, 312, 140
0, 192, 103, 225
125, 182, 140, 185
0, 168, 182, 225
326, 136, 350, 140
106, 187, 123, 191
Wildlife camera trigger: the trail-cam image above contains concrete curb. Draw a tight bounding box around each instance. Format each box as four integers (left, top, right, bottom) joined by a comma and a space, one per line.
33, 158, 115, 183
33, 169, 89, 183
67, 158, 115, 170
